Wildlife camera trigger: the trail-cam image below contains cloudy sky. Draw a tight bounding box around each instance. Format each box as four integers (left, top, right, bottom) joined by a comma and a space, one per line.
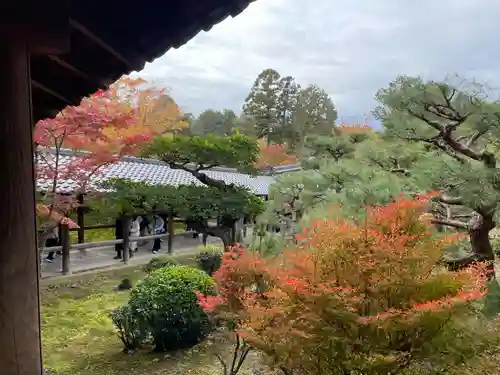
138, 0, 500, 124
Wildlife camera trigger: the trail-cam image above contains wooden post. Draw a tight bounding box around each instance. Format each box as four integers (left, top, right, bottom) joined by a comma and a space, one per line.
0, 39, 43, 375
60, 224, 71, 275
167, 211, 174, 254
122, 216, 130, 264
76, 194, 85, 243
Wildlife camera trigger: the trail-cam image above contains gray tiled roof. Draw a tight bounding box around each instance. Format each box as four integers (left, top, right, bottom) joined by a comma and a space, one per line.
36, 149, 278, 196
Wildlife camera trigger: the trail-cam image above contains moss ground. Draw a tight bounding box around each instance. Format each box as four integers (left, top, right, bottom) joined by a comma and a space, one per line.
41, 250, 269, 375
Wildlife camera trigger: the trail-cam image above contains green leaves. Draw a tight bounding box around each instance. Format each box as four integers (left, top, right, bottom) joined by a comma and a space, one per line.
94, 179, 265, 223
189, 108, 238, 136
242, 68, 337, 147
142, 133, 259, 171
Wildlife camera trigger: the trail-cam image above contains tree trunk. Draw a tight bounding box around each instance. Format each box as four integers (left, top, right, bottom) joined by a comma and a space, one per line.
188, 221, 234, 249
208, 226, 233, 249
469, 213, 494, 259
446, 212, 495, 277
469, 212, 495, 276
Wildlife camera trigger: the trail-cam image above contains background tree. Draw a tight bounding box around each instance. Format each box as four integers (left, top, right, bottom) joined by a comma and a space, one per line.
35, 89, 134, 228
242, 68, 282, 145
242, 69, 339, 149
290, 84, 337, 149
190, 109, 237, 136
101, 77, 187, 152
275, 75, 300, 146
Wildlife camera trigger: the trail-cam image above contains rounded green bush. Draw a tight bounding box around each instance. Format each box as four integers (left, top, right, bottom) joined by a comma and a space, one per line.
143, 256, 179, 273
129, 265, 215, 352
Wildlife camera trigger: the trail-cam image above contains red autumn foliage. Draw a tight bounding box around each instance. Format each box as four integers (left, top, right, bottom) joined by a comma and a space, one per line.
34, 77, 185, 227
254, 140, 298, 168
337, 120, 373, 135
197, 243, 271, 324
197, 195, 490, 375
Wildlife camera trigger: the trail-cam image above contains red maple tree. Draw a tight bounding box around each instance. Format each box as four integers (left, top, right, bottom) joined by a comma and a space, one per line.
197, 195, 491, 374
34, 77, 185, 232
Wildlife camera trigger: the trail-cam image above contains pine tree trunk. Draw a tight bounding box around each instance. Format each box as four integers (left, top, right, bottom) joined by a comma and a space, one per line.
469, 212, 495, 276
447, 212, 495, 277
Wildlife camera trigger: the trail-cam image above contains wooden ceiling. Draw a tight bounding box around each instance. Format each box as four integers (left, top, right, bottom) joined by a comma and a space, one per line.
31, 0, 255, 122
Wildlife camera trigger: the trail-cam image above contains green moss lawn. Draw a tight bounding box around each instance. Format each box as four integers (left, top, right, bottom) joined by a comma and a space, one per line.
41, 251, 265, 375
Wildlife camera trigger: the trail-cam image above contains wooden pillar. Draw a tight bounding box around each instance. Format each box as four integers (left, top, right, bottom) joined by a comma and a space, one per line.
76, 194, 85, 243
60, 224, 71, 275
0, 40, 43, 375
122, 216, 131, 264
167, 212, 174, 254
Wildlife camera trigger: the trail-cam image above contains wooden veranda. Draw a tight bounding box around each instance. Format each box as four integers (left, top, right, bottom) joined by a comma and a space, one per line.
0, 1, 255, 374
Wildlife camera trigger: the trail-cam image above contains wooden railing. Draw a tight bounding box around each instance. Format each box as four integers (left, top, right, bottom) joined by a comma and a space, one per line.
41, 222, 282, 276
41, 218, 193, 275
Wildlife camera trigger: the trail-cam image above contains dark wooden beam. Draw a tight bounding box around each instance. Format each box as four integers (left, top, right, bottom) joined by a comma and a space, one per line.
47, 55, 109, 88
47, 54, 91, 81
69, 19, 136, 70
31, 79, 72, 105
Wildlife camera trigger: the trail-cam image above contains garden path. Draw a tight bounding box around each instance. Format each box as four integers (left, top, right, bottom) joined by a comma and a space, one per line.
40, 234, 222, 278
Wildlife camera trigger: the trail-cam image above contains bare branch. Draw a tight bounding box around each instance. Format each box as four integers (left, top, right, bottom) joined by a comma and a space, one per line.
431, 218, 468, 229
167, 161, 233, 191
466, 130, 488, 148
406, 108, 443, 131
215, 353, 228, 375
437, 195, 463, 206
441, 131, 495, 167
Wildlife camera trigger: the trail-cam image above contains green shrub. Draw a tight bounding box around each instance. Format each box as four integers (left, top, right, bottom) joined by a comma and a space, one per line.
109, 305, 144, 352
128, 266, 215, 352
143, 256, 179, 273
491, 236, 500, 257
196, 245, 223, 276
247, 232, 285, 257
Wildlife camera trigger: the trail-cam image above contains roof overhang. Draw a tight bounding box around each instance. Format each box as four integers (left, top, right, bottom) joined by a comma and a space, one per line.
31, 0, 256, 121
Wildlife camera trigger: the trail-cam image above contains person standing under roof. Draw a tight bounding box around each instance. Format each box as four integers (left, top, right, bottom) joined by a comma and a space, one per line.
44, 225, 60, 263
114, 218, 124, 259
149, 214, 165, 254
129, 216, 141, 254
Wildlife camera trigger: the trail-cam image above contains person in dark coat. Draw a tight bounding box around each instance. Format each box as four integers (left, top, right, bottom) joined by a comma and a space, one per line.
114, 218, 123, 259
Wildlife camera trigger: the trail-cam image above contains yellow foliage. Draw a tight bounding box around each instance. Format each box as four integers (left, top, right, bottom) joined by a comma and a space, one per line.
103, 76, 188, 142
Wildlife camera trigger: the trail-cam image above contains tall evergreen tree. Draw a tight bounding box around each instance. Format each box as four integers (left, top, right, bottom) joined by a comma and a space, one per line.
242, 69, 282, 145
190, 109, 237, 136
292, 84, 338, 148
276, 75, 300, 145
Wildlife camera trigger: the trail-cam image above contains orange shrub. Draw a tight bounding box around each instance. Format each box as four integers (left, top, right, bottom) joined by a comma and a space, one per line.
198, 195, 490, 375
255, 140, 298, 168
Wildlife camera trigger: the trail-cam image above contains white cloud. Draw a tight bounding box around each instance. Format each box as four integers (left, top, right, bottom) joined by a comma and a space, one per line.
138, 0, 500, 122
